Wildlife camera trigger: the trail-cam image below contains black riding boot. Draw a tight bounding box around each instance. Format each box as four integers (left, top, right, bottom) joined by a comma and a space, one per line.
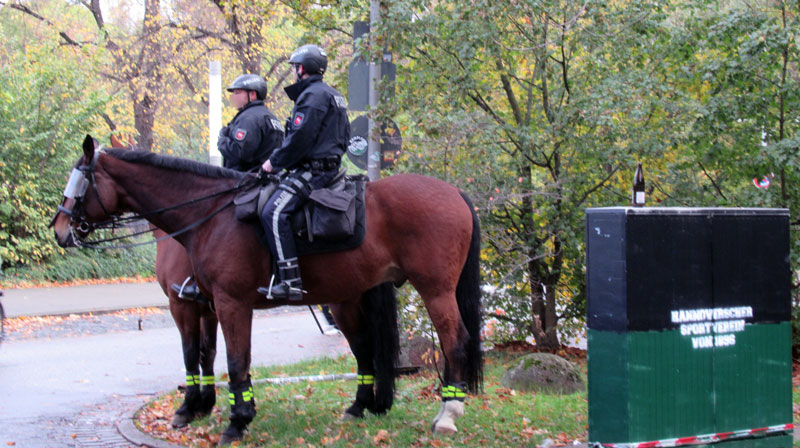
258, 258, 303, 301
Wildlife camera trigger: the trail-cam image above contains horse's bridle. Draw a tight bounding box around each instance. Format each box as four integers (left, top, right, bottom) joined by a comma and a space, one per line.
50, 149, 262, 249
48, 149, 111, 239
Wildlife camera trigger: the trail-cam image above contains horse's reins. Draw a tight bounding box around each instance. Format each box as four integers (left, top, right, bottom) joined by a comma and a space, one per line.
55, 149, 262, 250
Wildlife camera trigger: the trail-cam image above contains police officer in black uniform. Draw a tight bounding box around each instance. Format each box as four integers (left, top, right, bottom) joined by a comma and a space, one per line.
258, 44, 350, 301
218, 74, 284, 171
172, 74, 283, 301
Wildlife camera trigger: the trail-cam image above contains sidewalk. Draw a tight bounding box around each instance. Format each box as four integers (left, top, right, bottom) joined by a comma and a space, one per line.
2, 282, 168, 317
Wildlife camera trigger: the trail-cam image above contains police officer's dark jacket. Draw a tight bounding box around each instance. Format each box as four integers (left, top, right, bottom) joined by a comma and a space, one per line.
218, 100, 284, 171
269, 74, 350, 170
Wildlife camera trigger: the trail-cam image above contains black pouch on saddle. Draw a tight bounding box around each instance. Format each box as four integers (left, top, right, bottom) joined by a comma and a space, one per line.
308, 188, 356, 240
234, 184, 276, 222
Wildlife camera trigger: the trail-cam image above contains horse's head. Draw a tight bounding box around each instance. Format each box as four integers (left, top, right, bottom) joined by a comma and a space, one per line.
51, 135, 122, 247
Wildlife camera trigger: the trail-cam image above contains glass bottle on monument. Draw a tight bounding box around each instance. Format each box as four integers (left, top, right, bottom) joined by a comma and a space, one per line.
632, 162, 645, 207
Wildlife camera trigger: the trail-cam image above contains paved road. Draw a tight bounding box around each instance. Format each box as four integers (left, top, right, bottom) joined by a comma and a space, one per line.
0, 296, 349, 447
3, 282, 167, 317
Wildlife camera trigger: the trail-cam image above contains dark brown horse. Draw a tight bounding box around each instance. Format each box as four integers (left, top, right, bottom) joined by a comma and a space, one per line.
52, 136, 483, 445
109, 135, 218, 428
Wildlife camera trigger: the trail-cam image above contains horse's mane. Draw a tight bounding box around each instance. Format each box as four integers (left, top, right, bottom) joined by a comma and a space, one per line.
104, 148, 246, 180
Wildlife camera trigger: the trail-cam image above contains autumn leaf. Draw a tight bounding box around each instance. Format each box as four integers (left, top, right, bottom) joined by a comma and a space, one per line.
373, 429, 390, 444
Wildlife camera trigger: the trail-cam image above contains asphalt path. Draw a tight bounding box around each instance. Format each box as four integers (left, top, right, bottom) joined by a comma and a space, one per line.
0, 286, 349, 447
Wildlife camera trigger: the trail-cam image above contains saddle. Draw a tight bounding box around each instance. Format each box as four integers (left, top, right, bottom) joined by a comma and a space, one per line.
233, 171, 367, 256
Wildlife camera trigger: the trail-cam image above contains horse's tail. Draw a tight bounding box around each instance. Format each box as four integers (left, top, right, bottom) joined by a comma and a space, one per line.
457, 191, 484, 394
364, 282, 399, 413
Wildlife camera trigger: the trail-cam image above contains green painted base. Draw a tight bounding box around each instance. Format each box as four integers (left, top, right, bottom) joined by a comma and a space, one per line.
588, 323, 791, 444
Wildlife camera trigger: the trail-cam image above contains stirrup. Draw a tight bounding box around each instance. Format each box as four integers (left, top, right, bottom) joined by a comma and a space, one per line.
258, 275, 304, 301
171, 276, 197, 299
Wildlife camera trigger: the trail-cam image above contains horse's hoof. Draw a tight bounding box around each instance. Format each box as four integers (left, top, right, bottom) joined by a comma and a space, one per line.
217, 425, 247, 446
430, 400, 464, 435
170, 412, 193, 428
340, 412, 360, 421
432, 421, 458, 434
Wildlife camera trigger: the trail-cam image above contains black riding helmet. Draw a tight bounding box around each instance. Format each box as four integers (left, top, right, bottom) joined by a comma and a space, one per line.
288, 44, 328, 75
227, 74, 267, 100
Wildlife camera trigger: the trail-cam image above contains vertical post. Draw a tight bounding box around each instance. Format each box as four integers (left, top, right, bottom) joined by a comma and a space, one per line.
367, 0, 381, 181
208, 61, 223, 166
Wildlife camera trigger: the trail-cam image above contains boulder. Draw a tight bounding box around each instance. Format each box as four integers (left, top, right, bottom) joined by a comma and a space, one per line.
398, 333, 444, 371
501, 353, 584, 394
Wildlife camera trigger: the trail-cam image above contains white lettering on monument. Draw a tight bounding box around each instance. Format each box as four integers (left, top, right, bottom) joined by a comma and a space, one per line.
670, 306, 752, 349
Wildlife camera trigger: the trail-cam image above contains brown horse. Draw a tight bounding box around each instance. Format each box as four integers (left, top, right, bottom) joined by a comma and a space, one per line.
109, 135, 219, 428
52, 135, 483, 445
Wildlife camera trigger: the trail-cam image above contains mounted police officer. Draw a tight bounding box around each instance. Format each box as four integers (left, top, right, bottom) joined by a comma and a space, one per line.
258, 44, 350, 301
173, 73, 283, 301
218, 74, 284, 171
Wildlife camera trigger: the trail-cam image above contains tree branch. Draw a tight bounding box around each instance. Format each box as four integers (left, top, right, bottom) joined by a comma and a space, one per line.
573, 165, 620, 209
698, 162, 728, 201
496, 59, 523, 126
167, 22, 233, 46
3, 2, 84, 47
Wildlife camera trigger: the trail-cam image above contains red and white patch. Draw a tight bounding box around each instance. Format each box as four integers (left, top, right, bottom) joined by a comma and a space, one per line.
234, 129, 247, 141
293, 112, 305, 127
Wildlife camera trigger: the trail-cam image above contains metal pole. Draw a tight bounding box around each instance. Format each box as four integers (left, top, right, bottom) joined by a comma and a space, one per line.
367, 0, 381, 181
208, 61, 223, 166
308, 305, 325, 335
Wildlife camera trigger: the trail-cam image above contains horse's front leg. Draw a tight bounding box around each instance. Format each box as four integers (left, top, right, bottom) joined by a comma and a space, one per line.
168, 296, 204, 428
215, 296, 255, 446
198, 307, 219, 417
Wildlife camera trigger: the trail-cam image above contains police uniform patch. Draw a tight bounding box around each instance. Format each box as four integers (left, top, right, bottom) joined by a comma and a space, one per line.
334, 95, 347, 109
234, 129, 247, 141
293, 112, 305, 127
270, 118, 282, 131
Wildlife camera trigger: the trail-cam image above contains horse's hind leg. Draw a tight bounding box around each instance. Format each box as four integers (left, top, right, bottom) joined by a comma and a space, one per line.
169, 297, 204, 428
197, 307, 219, 416
331, 301, 377, 418
420, 291, 471, 434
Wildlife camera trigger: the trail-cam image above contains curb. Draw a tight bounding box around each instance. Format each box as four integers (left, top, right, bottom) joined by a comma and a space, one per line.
117, 396, 184, 448
116, 373, 358, 447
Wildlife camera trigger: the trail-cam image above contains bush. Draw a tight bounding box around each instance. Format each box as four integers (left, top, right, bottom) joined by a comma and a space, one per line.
0, 43, 109, 271
0, 245, 155, 287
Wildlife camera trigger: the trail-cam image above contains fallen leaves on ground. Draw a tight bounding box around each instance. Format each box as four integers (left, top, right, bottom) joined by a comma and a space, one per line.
372, 429, 391, 444
0, 275, 156, 290
5, 307, 165, 338
136, 392, 219, 448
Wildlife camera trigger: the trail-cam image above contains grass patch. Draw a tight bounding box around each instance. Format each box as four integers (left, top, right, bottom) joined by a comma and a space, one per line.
137, 351, 588, 447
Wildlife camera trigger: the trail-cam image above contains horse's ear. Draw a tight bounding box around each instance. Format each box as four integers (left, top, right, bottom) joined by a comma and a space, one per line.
82, 134, 96, 162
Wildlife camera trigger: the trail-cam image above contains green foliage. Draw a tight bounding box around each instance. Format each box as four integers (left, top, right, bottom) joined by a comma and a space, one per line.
0, 42, 109, 270
0, 245, 155, 286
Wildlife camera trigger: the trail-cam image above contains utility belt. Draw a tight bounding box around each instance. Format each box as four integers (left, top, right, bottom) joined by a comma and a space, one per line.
299, 155, 341, 172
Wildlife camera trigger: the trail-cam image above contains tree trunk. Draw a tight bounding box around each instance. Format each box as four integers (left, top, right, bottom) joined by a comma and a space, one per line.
132, 0, 162, 152
133, 94, 156, 152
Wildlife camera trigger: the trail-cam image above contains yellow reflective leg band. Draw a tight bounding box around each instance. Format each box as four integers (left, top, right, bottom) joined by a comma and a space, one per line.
357, 374, 374, 385
229, 386, 255, 405
201, 375, 216, 386
186, 374, 200, 386
441, 385, 466, 399
242, 386, 254, 402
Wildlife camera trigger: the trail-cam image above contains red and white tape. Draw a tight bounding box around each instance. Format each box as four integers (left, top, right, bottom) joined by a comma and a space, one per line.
594, 423, 793, 448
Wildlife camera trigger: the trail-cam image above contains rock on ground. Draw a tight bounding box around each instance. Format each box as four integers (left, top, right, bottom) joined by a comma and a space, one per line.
501, 352, 584, 394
